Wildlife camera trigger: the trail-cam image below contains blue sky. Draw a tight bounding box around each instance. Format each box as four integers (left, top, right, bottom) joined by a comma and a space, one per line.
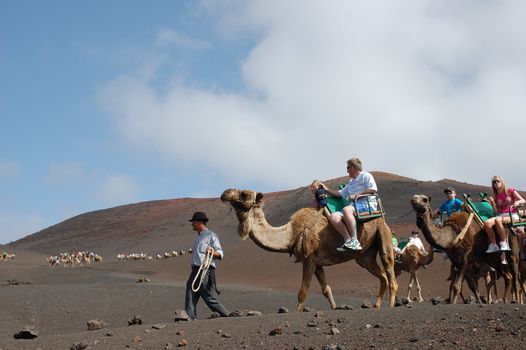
2, 1, 526, 244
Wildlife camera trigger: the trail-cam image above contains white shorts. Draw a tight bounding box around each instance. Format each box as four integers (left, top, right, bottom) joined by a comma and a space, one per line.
499, 213, 520, 221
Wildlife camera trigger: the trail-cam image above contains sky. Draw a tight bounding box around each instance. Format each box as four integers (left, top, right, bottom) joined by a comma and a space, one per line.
1, 0, 526, 244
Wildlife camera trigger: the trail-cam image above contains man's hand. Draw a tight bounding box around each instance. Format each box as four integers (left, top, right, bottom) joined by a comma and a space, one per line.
206, 246, 215, 255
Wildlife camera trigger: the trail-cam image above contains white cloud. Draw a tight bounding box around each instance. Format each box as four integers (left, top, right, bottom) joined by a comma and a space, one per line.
97, 174, 139, 207
155, 29, 212, 51
0, 160, 20, 178
100, 0, 526, 191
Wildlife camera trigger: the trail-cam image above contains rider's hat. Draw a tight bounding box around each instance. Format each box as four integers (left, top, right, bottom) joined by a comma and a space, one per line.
443, 186, 455, 193
189, 211, 209, 223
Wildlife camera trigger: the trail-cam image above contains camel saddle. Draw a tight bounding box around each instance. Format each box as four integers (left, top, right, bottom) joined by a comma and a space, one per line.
463, 193, 526, 229
325, 193, 385, 223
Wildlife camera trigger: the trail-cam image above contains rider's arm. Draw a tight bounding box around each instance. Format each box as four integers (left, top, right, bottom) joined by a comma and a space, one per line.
320, 183, 342, 198
512, 190, 526, 206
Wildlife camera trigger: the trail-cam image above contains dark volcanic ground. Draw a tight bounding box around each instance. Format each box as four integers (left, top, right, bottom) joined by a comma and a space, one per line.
2, 173, 526, 349
1, 255, 526, 350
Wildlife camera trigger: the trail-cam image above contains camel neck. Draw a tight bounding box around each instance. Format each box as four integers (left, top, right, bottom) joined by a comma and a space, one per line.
417, 211, 456, 251
240, 206, 294, 253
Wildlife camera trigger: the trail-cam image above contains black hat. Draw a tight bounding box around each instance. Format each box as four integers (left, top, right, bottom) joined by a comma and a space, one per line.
443, 186, 455, 193
411, 230, 419, 236
189, 211, 209, 223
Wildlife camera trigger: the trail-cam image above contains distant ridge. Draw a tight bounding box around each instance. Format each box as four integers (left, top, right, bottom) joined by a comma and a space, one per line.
10, 172, 505, 256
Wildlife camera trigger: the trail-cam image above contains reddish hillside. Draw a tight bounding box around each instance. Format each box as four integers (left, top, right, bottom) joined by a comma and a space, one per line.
10, 172, 498, 256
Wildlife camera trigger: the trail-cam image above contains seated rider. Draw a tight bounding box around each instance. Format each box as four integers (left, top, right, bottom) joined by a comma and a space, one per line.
310, 180, 328, 209
438, 186, 463, 220
401, 231, 428, 256
484, 176, 526, 255
319, 158, 377, 252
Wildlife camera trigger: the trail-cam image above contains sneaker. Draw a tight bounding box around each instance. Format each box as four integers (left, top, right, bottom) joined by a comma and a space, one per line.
486, 243, 499, 254
499, 241, 511, 251
349, 238, 362, 250
336, 239, 352, 252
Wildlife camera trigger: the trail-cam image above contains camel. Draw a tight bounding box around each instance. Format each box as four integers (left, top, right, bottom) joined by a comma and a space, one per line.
395, 245, 434, 302
411, 194, 520, 304
221, 188, 398, 311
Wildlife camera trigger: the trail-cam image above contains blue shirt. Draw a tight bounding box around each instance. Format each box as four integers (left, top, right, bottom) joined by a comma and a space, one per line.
439, 198, 463, 216
191, 228, 224, 268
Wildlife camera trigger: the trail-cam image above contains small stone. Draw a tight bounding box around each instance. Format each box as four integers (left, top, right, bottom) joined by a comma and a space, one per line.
361, 300, 372, 309
163, 343, 174, 350
128, 315, 143, 326
174, 310, 189, 322
229, 310, 243, 317
278, 307, 289, 313
365, 324, 372, 329
132, 335, 142, 343
136, 278, 150, 283
13, 325, 39, 339
222, 333, 232, 338
176, 330, 185, 335
335, 305, 353, 310
307, 321, 318, 327
410, 336, 420, 342
105, 331, 113, 337
152, 324, 167, 330
87, 320, 108, 331
374, 324, 383, 329
247, 310, 263, 316
177, 339, 189, 347
303, 307, 315, 312
431, 297, 443, 305
69, 342, 89, 350
269, 327, 282, 336
314, 311, 325, 318
329, 327, 340, 335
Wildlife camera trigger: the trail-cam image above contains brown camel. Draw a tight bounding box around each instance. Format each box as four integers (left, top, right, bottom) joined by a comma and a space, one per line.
411, 194, 519, 304
395, 245, 434, 302
221, 189, 398, 310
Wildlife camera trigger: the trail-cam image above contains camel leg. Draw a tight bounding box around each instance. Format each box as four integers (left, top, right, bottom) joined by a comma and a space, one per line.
485, 269, 497, 304
379, 231, 398, 307
406, 270, 414, 302
450, 263, 469, 304
356, 246, 388, 308
297, 260, 316, 312
314, 266, 336, 309
413, 270, 424, 303
464, 274, 482, 304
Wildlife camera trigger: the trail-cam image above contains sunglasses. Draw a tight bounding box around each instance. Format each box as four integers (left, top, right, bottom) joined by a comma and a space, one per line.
445, 191, 453, 195
492, 180, 501, 184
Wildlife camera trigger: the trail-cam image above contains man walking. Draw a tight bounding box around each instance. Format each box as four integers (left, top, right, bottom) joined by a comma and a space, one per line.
185, 211, 230, 320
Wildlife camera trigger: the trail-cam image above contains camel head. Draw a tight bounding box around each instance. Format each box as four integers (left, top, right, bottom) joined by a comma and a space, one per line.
221, 188, 264, 239
410, 194, 432, 215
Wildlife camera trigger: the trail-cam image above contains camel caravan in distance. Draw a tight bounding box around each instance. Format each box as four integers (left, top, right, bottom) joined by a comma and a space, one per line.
116, 249, 192, 261
47, 251, 102, 267
1, 251, 16, 262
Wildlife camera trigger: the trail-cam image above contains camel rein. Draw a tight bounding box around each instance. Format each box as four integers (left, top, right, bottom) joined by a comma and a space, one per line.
191, 249, 213, 292
452, 212, 474, 246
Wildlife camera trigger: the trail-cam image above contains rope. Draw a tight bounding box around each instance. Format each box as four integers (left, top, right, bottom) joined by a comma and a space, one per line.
191, 249, 213, 292
452, 213, 474, 246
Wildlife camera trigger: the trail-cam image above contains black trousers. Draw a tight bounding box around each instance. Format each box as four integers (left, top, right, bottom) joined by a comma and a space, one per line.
185, 266, 230, 320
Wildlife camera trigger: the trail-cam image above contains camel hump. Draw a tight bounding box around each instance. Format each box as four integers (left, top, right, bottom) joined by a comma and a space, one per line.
290, 208, 326, 259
